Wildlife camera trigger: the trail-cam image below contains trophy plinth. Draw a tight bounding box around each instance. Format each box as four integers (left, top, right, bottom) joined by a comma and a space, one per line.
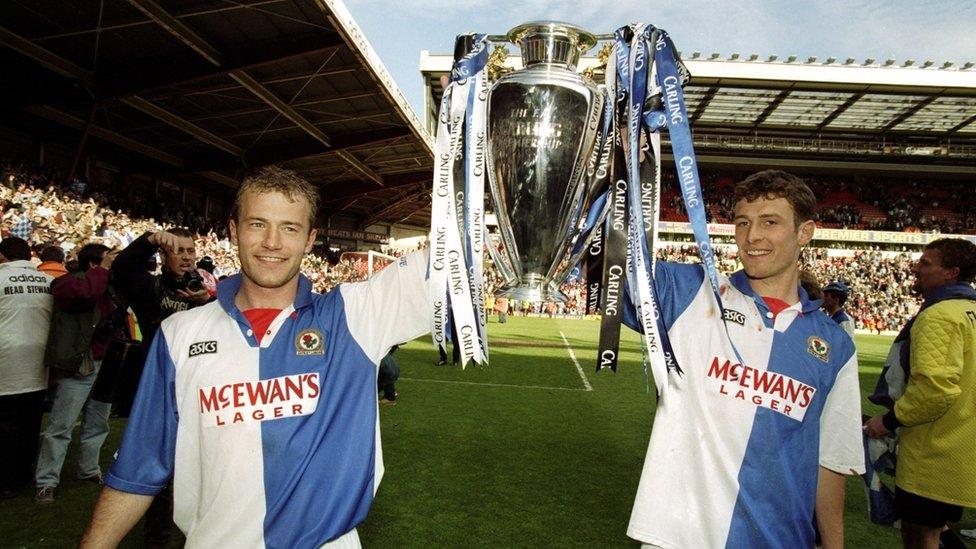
486, 22, 604, 303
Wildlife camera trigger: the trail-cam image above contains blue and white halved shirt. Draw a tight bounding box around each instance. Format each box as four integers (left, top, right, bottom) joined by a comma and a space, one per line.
106, 252, 428, 548
627, 262, 865, 548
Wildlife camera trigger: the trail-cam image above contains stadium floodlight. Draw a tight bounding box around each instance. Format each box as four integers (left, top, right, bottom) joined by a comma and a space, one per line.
864, 58, 876, 65
730, 53, 740, 60
807, 56, 817, 63
884, 59, 896, 66
922, 60, 934, 67
964, 62, 974, 69
710, 52, 721, 59
942, 62, 955, 69
786, 55, 797, 63
691, 51, 701, 59
748, 53, 759, 61
826, 57, 836, 64
904, 59, 915, 66
767, 55, 778, 62
844, 57, 856, 65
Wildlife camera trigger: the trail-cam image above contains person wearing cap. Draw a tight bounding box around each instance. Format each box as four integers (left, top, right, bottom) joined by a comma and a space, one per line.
823, 281, 855, 338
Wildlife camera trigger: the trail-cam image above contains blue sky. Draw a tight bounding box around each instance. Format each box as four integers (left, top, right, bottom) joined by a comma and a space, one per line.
344, 0, 976, 117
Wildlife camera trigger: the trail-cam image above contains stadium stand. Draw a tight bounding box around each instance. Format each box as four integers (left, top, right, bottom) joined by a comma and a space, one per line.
3, 156, 928, 329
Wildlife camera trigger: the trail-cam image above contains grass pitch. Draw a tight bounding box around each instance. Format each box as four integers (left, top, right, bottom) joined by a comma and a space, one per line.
2, 318, 972, 547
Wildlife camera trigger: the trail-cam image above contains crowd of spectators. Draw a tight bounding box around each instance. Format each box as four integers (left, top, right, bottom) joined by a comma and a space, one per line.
1, 156, 944, 332
818, 203, 862, 227
658, 169, 976, 234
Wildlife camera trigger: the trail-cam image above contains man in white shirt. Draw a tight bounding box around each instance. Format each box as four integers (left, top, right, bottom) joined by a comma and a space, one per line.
0, 237, 54, 499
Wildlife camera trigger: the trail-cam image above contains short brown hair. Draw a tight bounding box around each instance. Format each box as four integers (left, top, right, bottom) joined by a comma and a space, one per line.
799, 269, 823, 301
925, 238, 976, 283
732, 170, 817, 227
167, 227, 194, 239
231, 166, 320, 229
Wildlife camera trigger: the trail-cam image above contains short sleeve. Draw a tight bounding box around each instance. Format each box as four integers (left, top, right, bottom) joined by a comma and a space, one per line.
104, 330, 179, 495
339, 250, 431, 364
819, 351, 866, 475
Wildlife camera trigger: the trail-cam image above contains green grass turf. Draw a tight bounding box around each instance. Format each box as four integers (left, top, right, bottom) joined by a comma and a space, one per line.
1, 321, 972, 547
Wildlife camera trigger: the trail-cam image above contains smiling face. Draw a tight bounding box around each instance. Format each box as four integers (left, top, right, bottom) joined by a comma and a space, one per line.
733, 196, 814, 298
230, 190, 316, 299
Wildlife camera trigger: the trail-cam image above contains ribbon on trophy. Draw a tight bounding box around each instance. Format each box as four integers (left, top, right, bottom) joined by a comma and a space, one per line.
594, 23, 748, 393
428, 34, 489, 367
464, 49, 489, 361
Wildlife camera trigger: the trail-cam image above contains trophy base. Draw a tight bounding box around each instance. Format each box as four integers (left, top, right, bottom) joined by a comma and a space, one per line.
496, 273, 567, 303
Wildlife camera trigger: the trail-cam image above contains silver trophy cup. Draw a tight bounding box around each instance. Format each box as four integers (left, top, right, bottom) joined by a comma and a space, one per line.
486, 22, 606, 302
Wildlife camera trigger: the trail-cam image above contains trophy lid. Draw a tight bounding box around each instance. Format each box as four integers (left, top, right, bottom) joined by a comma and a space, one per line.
506, 21, 597, 70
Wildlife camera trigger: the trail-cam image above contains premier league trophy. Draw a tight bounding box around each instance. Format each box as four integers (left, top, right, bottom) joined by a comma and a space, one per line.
432, 21, 701, 380
485, 22, 607, 303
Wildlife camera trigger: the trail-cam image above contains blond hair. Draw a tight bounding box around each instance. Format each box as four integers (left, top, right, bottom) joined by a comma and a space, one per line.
231, 166, 320, 228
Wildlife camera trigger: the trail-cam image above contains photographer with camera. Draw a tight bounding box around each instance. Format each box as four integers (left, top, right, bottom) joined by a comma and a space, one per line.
108, 227, 213, 547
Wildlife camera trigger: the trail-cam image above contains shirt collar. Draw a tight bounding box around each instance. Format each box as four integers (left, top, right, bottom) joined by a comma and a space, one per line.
0, 260, 39, 270
217, 273, 313, 317
729, 269, 822, 315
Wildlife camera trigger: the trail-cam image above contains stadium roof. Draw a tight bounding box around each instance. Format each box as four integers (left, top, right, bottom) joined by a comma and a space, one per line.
420, 49, 976, 177
0, 0, 435, 228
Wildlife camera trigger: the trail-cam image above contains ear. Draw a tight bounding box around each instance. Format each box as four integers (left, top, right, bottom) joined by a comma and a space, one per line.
229, 218, 238, 247
946, 266, 961, 283
304, 228, 317, 254
797, 219, 815, 247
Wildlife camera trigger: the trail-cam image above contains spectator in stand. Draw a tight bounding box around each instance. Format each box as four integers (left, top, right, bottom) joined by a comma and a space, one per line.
37, 245, 68, 278
35, 244, 118, 504
0, 237, 54, 499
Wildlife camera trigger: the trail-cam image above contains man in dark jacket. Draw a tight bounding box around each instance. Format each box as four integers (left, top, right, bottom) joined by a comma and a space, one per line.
35, 243, 117, 504
110, 227, 212, 546
111, 228, 213, 347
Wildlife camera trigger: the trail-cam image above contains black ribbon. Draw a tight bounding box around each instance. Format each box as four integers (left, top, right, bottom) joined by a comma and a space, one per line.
596, 128, 629, 372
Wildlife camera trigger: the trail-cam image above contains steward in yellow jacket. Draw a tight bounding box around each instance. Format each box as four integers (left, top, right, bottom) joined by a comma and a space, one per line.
889, 295, 976, 507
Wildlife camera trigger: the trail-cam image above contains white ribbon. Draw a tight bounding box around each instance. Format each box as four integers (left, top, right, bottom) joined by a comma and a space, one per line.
429, 77, 483, 367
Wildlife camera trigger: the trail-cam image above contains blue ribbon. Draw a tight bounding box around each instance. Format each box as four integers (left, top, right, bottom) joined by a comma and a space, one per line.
651, 30, 746, 366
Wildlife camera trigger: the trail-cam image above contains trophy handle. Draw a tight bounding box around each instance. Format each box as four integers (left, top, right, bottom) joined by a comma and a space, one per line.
548, 196, 610, 292
486, 231, 519, 289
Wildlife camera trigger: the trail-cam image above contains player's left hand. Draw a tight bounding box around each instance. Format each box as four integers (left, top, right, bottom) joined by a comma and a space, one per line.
863, 414, 890, 439
177, 287, 212, 304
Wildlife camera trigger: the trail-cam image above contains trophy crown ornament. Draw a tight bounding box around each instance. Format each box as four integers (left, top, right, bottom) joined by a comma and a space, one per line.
506, 21, 597, 70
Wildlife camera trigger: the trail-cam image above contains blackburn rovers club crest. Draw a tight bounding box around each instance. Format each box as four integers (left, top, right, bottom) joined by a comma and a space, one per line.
807, 336, 830, 363
296, 329, 325, 356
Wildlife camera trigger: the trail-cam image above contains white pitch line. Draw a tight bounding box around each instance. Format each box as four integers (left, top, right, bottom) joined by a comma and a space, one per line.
399, 377, 585, 392
560, 331, 593, 391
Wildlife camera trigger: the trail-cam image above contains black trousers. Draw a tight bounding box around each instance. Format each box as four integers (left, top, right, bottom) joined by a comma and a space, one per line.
437, 321, 461, 364
0, 390, 46, 492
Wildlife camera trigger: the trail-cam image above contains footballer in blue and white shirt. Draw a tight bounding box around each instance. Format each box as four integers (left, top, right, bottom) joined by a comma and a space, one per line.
83, 168, 429, 549
626, 171, 865, 549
